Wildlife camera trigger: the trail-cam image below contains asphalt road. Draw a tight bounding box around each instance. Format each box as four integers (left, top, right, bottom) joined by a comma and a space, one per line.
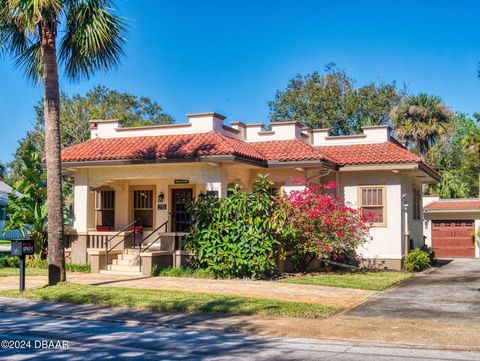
0, 310, 479, 360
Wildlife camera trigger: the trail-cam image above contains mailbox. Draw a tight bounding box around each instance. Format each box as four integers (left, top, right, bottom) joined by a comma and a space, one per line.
11, 240, 35, 256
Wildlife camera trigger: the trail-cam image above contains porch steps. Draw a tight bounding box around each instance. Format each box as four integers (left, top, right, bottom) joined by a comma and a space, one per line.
99, 249, 144, 276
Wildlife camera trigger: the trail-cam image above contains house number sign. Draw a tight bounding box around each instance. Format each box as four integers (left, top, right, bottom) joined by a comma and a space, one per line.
174, 179, 189, 184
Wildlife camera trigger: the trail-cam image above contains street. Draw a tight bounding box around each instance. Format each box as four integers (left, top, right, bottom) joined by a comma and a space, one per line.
0, 308, 479, 360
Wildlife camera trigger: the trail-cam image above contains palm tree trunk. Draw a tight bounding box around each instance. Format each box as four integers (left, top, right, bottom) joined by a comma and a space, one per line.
40, 21, 66, 284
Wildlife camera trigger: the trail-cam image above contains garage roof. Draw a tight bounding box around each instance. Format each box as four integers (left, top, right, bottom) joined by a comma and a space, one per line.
425, 199, 480, 211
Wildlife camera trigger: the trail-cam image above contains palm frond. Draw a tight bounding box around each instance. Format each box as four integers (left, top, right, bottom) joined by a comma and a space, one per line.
14, 41, 43, 82
59, 0, 126, 81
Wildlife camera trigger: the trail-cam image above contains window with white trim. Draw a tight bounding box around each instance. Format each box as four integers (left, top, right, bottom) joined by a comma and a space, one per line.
358, 186, 386, 226
95, 190, 115, 229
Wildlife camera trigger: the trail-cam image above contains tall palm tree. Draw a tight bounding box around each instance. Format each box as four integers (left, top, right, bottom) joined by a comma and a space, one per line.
390, 93, 453, 158
0, 0, 125, 284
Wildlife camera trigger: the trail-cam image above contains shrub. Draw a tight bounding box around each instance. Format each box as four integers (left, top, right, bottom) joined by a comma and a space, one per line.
158, 267, 215, 278
0, 255, 20, 268
420, 245, 435, 263
65, 263, 90, 273
277, 180, 372, 271
185, 174, 281, 279
404, 248, 432, 271
150, 264, 160, 277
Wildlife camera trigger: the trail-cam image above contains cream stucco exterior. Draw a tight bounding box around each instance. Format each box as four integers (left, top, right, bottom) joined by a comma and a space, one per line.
64, 112, 439, 271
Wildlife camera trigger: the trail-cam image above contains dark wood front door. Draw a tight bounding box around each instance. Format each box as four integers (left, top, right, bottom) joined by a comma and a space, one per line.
171, 188, 193, 232
431, 220, 475, 257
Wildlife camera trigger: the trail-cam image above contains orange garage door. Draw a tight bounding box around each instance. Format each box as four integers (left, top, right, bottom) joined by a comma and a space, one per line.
431, 220, 475, 258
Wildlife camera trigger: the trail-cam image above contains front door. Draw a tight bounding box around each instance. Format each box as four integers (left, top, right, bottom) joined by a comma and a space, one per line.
171, 188, 193, 232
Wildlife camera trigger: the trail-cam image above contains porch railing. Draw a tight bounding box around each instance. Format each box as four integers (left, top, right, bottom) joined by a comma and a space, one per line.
104, 221, 137, 270
138, 221, 169, 273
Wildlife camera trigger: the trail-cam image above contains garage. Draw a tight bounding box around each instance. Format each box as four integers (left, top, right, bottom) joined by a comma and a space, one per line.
431, 220, 475, 257
424, 198, 480, 259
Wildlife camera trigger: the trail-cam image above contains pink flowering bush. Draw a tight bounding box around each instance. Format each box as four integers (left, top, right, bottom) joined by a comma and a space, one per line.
277, 180, 373, 271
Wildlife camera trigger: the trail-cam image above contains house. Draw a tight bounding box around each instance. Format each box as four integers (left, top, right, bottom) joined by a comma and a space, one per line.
61, 112, 439, 275
423, 197, 480, 258
0, 180, 23, 240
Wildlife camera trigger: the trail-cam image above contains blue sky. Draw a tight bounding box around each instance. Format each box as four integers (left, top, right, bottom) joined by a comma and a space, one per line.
1, 0, 479, 163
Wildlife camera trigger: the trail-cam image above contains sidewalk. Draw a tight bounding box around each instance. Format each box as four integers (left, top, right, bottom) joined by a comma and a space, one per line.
0, 272, 374, 308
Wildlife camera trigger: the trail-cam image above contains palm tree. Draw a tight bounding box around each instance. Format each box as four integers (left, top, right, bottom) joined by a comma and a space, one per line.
0, 0, 125, 284
390, 93, 453, 158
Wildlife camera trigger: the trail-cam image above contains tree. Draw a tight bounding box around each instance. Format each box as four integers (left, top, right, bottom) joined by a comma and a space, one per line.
390, 93, 453, 158
268, 64, 404, 134
425, 114, 480, 198
8, 86, 173, 183
5, 143, 48, 255
1, 0, 126, 284
0, 161, 6, 181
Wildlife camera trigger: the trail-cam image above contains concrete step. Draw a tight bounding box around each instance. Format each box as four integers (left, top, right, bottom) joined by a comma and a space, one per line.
99, 269, 143, 276
124, 248, 141, 255
117, 254, 139, 261
112, 258, 140, 266
107, 264, 143, 272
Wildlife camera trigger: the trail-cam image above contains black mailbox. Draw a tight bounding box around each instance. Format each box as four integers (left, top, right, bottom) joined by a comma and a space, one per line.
11, 240, 35, 256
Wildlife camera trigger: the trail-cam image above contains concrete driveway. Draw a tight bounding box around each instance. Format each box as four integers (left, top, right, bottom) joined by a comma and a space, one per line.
347, 258, 480, 322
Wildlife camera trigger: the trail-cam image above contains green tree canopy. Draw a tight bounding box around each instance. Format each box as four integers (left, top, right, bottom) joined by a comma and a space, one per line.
426, 114, 480, 198
8, 86, 174, 183
268, 64, 404, 134
390, 93, 453, 158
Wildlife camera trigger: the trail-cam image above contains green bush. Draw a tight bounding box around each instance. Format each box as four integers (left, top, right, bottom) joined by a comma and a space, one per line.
404, 248, 432, 271
158, 267, 215, 278
150, 264, 160, 277
66, 263, 91, 273
184, 174, 282, 279
0, 255, 20, 268
420, 245, 435, 263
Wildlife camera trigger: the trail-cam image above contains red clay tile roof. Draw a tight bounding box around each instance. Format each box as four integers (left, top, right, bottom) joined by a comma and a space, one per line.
425, 199, 480, 211
317, 142, 423, 165
61, 131, 436, 177
61, 132, 265, 162
249, 139, 335, 163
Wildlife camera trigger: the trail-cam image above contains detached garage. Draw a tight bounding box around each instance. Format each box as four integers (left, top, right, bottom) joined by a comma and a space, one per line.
424, 198, 480, 259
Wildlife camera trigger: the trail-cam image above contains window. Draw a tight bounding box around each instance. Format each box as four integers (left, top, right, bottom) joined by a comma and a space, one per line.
95, 190, 115, 229
269, 182, 285, 196
413, 187, 421, 220
358, 186, 386, 226
132, 188, 154, 228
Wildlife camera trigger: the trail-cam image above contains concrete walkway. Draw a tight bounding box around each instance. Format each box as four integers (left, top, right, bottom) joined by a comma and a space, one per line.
347, 258, 480, 321
0, 272, 374, 308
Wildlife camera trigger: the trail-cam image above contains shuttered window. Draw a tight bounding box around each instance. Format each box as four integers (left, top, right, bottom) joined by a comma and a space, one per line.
413, 187, 421, 220
358, 186, 386, 226
95, 190, 115, 229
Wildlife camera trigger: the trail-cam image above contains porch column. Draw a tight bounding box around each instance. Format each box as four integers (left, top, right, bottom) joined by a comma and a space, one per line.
73, 169, 94, 232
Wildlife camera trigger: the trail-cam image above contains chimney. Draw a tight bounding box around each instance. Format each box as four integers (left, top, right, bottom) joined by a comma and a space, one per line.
186, 112, 226, 132
89, 119, 120, 139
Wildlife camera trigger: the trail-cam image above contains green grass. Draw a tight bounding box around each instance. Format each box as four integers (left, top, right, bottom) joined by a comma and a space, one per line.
0, 282, 339, 319
151, 266, 215, 278
0, 267, 47, 277
0, 239, 11, 246
280, 271, 413, 291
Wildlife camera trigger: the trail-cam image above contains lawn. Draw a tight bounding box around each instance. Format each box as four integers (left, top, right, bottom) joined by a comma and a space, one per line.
0, 282, 339, 319
281, 271, 413, 291
0, 267, 47, 277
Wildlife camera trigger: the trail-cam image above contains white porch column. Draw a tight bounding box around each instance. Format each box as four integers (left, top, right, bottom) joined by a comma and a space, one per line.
73, 169, 94, 231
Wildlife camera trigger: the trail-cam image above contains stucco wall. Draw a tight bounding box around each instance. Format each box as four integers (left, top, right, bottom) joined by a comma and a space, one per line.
338, 170, 404, 260
401, 174, 424, 250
